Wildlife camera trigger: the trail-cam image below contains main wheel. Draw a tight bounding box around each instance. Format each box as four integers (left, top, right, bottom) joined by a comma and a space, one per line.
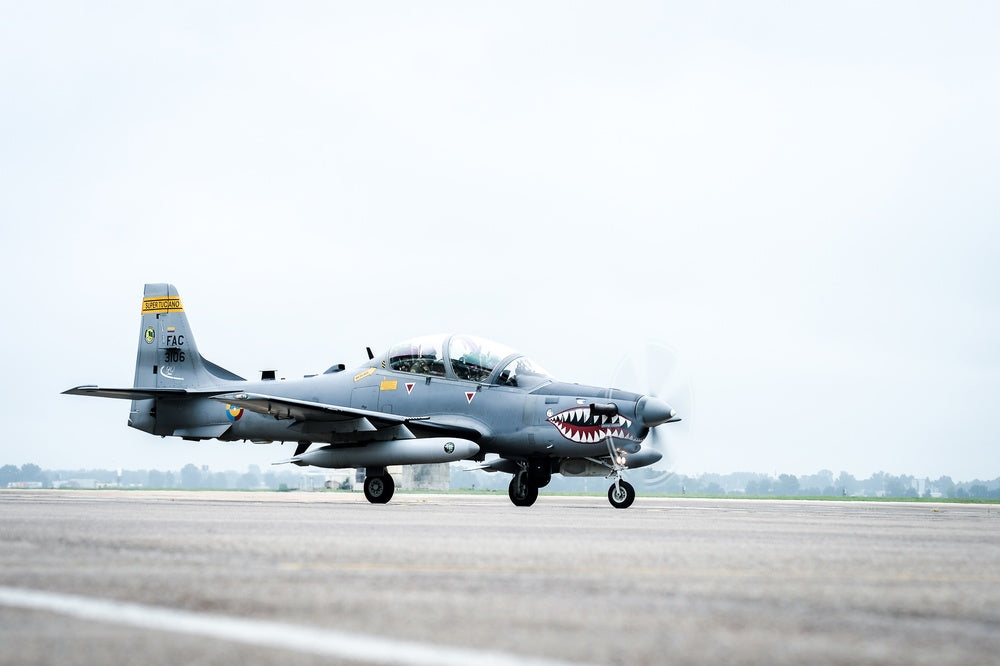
608, 480, 635, 509
508, 474, 538, 507
364, 474, 395, 504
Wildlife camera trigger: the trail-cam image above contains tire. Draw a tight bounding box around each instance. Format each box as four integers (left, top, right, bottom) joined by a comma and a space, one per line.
364, 474, 395, 504
608, 480, 635, 509
508, 474, 539, 507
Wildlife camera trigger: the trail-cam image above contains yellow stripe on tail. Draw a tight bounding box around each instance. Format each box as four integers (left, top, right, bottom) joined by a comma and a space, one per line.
141, 297, 184, 314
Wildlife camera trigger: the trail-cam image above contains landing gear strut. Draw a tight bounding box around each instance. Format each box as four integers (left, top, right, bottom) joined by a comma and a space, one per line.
604, 437, 636, 509
363, 467, 395, 504
508, 470, 538, 507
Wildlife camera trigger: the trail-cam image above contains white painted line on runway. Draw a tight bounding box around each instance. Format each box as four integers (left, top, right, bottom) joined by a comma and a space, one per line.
0, 586, 592, 666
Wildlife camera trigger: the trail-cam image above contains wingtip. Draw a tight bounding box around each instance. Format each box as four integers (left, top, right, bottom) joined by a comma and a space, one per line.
62, 385, 97, 395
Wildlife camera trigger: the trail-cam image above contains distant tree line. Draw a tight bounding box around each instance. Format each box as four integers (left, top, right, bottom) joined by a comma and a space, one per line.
3, 463, 1000, 498
0, 463, 311, 491
453, 467, 1000, 499
640, 470, 1000, 499
1, 464, 47, 487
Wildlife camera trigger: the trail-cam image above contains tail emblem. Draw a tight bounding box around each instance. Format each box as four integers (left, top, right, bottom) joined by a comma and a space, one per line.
225, 405, 244, 422
144, 327, 155, 344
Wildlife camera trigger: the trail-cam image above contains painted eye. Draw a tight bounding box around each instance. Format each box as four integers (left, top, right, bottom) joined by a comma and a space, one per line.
546, 409, 553, 418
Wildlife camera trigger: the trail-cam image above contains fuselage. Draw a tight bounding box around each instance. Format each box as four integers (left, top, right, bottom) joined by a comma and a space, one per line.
130, 337, 651, 462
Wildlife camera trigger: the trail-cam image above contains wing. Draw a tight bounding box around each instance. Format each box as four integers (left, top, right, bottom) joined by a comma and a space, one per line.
212, 392, 428, 430
213, 392, 488, 443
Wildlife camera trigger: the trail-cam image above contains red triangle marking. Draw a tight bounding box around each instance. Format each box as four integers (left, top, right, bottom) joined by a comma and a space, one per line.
405, 382, 415, 395
465, 392, 476, 404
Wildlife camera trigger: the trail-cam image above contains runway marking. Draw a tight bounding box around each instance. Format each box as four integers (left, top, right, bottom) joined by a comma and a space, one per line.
0, 586, 592, 666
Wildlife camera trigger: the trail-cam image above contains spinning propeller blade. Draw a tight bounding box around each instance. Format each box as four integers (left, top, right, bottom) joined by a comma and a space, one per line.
611, 340, 695, 481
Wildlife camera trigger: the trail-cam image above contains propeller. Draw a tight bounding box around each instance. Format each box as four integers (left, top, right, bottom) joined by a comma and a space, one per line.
610, 340, 695, 487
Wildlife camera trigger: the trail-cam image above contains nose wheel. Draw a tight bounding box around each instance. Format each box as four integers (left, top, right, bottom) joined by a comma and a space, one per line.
608, 479, 635, 509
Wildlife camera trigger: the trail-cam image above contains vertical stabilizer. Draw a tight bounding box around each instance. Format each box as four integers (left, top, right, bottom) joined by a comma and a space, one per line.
132, 284, 243, 390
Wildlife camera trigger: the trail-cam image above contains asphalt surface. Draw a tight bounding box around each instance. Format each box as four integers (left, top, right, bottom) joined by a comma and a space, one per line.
1, 490, 998, 665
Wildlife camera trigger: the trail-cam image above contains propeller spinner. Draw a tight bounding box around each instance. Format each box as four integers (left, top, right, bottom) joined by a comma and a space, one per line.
635, 395, 677, 428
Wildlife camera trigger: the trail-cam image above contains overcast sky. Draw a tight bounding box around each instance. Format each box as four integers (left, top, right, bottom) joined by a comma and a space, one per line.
2, 2, 997, 480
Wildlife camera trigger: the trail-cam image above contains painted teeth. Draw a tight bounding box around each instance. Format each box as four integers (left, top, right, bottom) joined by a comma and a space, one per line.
547, 406, 637, 444
551, 423, 635, 444
549, 408, 631, 429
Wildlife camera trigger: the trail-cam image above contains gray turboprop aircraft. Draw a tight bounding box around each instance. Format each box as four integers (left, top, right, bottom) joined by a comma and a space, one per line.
64, 284, 680, 508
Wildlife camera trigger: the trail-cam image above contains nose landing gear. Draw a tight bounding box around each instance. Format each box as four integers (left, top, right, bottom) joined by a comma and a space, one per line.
604, 436, 636, 509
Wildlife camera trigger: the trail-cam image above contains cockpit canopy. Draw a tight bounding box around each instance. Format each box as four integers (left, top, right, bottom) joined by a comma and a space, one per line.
383, 334, 552, 388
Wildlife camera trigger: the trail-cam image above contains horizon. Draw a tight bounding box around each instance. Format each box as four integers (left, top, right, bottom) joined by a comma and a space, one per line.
6, 461, 999, 486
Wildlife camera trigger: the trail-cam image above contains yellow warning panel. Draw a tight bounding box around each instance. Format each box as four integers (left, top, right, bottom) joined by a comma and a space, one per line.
380, 379, 398, 391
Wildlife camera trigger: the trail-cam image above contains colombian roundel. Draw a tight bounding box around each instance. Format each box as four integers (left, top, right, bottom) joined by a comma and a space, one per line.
225, 404, 244, 422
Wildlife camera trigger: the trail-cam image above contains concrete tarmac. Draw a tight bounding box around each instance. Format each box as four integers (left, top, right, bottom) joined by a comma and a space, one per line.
1, 490, 998, 665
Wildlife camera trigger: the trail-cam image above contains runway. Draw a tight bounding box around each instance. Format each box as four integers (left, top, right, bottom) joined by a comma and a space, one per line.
1, 491, 998, 665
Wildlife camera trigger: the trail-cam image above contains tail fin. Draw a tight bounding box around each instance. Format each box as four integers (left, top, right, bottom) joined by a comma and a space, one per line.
133, 283, 244, 389
63, 284, 246, 439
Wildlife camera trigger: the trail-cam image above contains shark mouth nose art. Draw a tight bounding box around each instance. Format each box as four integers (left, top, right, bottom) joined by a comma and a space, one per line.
547, 406, 638, 444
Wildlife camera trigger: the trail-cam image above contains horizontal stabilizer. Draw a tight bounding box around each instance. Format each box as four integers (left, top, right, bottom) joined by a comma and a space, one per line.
62, 386, 192, 400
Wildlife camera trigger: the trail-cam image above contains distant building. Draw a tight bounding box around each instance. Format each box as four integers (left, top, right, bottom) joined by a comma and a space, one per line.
298, 471, 352, 491
402, 463, 450, 491
52, 479, 97, 489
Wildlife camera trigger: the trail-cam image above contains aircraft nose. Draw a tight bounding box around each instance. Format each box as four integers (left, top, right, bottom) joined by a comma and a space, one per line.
636, 395, 676, 427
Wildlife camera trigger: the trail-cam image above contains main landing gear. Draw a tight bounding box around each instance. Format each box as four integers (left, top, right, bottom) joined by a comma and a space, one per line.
507, 457, 552, 507
508, 472, 538, 507
363, 467, 395, 504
